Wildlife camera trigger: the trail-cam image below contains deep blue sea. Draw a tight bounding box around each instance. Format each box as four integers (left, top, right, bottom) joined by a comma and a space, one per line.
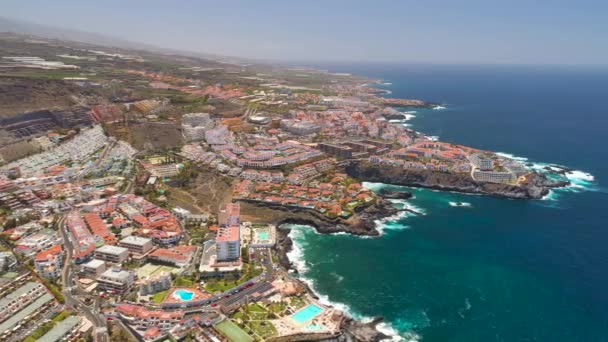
285, 64, 608, 341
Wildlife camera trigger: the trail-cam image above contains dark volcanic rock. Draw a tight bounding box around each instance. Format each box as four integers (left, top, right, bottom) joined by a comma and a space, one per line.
346, 161, 567, 199
379, 188, 413, 199
268, 199, 401, 342
240, 198, 398, 237
342, 316, 390, 342
382, 113, 407, 120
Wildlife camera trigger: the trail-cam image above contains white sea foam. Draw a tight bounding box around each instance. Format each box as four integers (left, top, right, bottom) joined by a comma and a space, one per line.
432, 105, 446, 110
495, 152, 597, 193
457, 297, 472, 319
541, 189, 559, 201
565, 170, 595, 182
449, 201, 472, 208
285, 227, 310, 273
330, 272, 345, 283
287, 227, 416, 342
426, 135, 439, 141
389, 199, 427, 215
495, 152, 529, 162
374, 215, 410, 235
362, 181, 389, 192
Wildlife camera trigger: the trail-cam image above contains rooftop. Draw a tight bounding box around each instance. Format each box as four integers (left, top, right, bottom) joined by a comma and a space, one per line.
120, 235, 152, 246
83, 258, 105, 268
216, 225, 239, 242
96, 244, 128, 255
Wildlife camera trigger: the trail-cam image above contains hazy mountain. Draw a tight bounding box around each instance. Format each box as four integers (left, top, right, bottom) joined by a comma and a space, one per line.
0, 16, 252, 65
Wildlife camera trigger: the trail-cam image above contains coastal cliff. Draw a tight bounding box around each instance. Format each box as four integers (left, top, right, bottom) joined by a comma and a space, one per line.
345, 161, 568, 199
274, 226, 391, 342
238, 199, 400, 341
239, 197, 399, 237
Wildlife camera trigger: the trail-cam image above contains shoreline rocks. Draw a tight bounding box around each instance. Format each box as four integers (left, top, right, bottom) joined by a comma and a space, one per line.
346, 161, 568, 200
275, 225, 391, 342
378, 188, 413, 200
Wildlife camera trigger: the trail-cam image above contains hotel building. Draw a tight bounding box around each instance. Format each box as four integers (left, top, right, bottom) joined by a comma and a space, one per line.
119, 236, 154, 255
97, 267, 136, 294
95, 245, 129, 264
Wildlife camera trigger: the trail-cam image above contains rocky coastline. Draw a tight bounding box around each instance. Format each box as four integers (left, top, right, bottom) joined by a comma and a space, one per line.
346, 161, 569, 199
242, 198, 400, 342
379, 97, 439, 109
274, 225, 391, 342
378, 188, 413, 200
240, 197, 400, 237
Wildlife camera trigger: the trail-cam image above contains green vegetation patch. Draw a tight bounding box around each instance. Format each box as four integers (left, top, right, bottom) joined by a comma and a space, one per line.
247, 320, 278, 340
151, 290, 169, 304
203, 263, 262, 293
215, 320, 254, 342
173, 276, 195, 287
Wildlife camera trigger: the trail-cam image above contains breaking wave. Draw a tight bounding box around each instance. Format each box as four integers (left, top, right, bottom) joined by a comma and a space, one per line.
449, 201, 472, 208
495, 152, 597, 194
285, 224, 420, 341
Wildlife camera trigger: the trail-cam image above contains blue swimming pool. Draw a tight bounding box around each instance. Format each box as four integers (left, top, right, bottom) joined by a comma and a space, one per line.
291, 304, 324, 323
305, 323, 325, 332
174, 289, 194, 301
257, 231, 270, 241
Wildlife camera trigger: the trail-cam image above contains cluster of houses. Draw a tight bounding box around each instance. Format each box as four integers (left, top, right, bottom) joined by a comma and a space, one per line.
233, 174, 376, 218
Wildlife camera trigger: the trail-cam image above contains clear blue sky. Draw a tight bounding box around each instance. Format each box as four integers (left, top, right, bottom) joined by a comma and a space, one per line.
2, 0, 607, 65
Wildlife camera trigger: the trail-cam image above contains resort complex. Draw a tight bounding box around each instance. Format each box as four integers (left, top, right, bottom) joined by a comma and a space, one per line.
0, 29, 568, 342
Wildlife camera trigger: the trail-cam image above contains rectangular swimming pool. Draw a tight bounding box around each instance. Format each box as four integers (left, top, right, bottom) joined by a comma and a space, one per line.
256, 231, 270, 241
291, 304, 324, 323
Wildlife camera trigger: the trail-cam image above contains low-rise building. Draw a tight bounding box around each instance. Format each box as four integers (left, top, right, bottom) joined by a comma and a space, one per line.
0, 282, 49, 323
115, 304, 184, 331
139, 272, 172, 296
0, 251, 17, 272
119, 236, 154, 255
469, 153, 494, 171
148, 245, 197, 267
97, 267, 136, 294
37, 316, 81, 342
34, 245, 63, 279
472, 169, 516, 183
81, 259, 106, 278
95, 245, 129, 264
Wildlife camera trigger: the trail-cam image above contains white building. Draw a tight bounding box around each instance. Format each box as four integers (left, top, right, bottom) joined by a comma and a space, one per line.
216, 226, 240, 261
81, 259, 106, 278
472, 170, 516, 183
0, 252, 17, 272
469, 153, 494, 171
95, 245, 129, 264
182, 113, 215, 142
34, 245, 63, 279
97, 267, 136, 294
119, 236, 154, 255
139, 272, 172, 296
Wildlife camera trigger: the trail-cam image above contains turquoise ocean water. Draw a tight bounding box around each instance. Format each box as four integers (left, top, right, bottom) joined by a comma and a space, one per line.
284, 64, 608, 341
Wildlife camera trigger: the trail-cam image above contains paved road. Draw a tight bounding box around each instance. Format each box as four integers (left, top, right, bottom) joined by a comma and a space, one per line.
59, 214, 109, 342
217, 248, 275, 308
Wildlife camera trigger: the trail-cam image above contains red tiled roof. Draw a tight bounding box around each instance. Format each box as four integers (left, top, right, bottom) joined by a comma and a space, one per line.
35, 245, 62, 262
